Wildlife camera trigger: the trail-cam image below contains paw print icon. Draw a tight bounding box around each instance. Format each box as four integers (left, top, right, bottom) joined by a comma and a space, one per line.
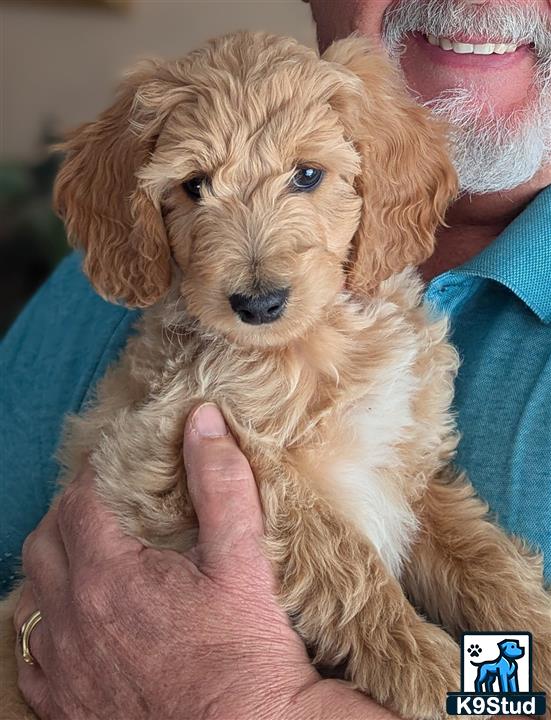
467, 643, 482, 658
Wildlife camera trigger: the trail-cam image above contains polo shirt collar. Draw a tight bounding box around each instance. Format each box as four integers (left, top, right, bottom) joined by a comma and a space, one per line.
453, 184, 551, 324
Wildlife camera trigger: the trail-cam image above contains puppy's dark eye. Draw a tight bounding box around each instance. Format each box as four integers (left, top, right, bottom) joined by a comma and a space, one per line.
291, 166, 324, 192
182, 176, 208, 201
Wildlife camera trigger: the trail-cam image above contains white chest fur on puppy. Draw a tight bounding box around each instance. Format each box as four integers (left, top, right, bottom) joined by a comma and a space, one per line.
313, 334, 422, 579
328, 405, 421, 579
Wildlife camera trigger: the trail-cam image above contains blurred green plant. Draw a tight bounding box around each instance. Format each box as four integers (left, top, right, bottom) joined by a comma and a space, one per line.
0, 135, 70, 336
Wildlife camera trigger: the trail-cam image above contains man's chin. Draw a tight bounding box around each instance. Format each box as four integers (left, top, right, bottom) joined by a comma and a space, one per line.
426, 94, 551, 194
454, 143, 549, 195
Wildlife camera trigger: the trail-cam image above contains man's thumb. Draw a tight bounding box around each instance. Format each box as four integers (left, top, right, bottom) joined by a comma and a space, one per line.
183, 403, 265, 569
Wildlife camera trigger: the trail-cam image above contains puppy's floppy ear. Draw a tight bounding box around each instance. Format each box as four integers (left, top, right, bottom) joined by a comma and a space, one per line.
323, 37, 458, 293
54, 62, 175, 307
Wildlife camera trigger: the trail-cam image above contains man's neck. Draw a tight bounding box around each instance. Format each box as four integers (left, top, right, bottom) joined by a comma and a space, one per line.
421, 164, 551, 282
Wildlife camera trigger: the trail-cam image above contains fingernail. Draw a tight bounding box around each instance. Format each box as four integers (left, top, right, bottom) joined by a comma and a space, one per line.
191, 403, 228, 437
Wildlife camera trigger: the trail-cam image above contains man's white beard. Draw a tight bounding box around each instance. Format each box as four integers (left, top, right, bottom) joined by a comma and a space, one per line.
426, 87, 551, 195
382, 0, 551, 195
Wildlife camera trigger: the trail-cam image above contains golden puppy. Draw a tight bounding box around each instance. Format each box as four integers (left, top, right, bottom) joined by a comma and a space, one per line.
1, 31, 550, 720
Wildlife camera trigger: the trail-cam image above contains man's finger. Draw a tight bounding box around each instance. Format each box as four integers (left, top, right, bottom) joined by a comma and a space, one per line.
14, 583, 47, 671
55, 462, 142, 567
21, 506, 67, 608
17, 661, 52, 720
183, 403, 265, 570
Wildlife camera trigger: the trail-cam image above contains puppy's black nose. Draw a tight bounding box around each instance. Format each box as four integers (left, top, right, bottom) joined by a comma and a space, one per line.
229, 288, 289, 325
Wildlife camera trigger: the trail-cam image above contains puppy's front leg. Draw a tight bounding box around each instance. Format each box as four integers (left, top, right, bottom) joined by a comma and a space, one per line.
260, 474, 459, 720
403, 468, 551, 714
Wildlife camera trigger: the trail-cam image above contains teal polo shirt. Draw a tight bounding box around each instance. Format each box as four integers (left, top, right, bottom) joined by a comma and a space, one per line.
1, 187, 550, 594
426, 185, 551, 578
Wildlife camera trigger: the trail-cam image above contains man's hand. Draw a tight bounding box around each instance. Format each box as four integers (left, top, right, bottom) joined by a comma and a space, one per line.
15, 403, 392, 720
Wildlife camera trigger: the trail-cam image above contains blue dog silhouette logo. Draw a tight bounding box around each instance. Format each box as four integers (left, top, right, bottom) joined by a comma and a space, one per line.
447, 632, 546, 715
470, 639, 524, 693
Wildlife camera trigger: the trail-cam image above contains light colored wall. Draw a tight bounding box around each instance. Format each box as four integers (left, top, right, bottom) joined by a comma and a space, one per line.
1, 0, 317, 159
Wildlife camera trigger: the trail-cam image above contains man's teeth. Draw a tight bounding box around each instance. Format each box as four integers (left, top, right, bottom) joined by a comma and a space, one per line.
426, 34, 517, 55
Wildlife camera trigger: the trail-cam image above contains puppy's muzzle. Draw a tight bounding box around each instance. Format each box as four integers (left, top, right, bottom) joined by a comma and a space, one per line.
229, 288, 289, 325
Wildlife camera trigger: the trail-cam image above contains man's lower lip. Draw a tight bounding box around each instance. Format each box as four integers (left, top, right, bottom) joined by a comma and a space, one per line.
413, 33, 532, 69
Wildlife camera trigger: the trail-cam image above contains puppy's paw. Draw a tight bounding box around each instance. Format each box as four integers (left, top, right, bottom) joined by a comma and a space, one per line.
388, 625, 460, 720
